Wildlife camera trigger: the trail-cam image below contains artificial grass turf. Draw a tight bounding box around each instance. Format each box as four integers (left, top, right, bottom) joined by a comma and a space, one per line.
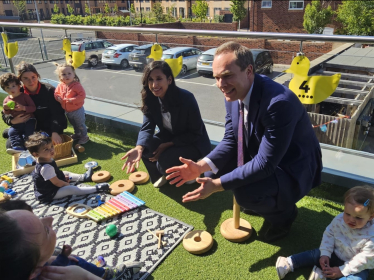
0, 94, 372, 280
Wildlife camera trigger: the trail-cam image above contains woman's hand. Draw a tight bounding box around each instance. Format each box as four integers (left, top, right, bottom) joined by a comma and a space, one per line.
14, 104, 26, 111
10, 114, 30, 125
121, 146, 143, 173
51, 132, 62, 145
149, 142, 173, 162
39, 265, 102, 280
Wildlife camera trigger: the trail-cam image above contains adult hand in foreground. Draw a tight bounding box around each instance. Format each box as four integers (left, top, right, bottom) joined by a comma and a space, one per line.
182, 177, 224, 203
39, 265, 101, 280
10, 114, 30, 125
166, 157, 202, 187
51, 132, 62, 145
121, 146, 143, 173
149, 142, 173, 162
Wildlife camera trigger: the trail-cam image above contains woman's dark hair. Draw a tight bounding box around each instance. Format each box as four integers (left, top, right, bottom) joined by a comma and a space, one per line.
0, 200, 33, 212
0, 211, 40, 280
16, 61, 41, 80
140, 60, 177, 114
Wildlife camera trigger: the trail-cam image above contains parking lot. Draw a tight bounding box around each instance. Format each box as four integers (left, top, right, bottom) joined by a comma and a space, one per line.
34, 60, 287, 123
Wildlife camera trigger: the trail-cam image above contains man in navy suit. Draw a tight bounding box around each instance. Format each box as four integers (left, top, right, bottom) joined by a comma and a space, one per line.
166, 42, 322, 242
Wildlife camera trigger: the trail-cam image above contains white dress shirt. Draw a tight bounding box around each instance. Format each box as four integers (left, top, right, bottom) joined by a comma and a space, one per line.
203, 84, 254, 174
158, 98, 173, 133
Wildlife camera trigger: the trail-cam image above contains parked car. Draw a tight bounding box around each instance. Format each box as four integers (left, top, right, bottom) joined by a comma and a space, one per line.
251, 49, 274, 74
70, 39, 113, 67
197, 48, 274, 76
161, 47, 202, 75
102, 44, 138, 69
128, 43, 169, 70
196, 48, 217, 76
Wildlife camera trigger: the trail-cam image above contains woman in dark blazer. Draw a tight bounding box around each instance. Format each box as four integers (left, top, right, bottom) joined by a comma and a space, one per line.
121, 60, 211, 187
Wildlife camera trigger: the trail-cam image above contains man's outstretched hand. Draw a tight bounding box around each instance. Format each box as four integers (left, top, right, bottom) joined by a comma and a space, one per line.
166, 157, 202, 187
182, 177, 224, 203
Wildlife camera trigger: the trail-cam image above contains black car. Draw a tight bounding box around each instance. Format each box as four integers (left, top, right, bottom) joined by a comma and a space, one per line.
128, 43, 169, 70
251, 49, 274, 74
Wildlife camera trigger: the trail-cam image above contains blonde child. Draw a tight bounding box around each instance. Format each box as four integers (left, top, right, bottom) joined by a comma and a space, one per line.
25, 132, 109, 203
1, 73, 36, 154
276, 186, 374, 280
54, 63, 89, 144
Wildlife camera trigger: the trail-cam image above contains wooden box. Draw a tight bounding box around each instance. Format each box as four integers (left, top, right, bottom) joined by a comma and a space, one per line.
11, 148, 78, 177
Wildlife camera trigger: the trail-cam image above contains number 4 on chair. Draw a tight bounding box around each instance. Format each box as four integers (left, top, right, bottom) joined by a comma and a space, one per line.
299, 81, 311, 93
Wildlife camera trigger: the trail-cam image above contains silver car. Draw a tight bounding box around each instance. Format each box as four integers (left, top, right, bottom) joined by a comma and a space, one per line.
196, 48, 217, 76
102, 44, 138, 69
161, 47, 202, 75
70, 39, 113, 67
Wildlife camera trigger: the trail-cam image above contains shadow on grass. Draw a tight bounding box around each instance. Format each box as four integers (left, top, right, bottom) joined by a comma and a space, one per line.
248, 208, 335, 278
158, 182, 233, 235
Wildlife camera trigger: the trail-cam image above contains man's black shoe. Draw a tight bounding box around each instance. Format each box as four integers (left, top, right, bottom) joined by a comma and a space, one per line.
241, 208, 261, 216
83, 167, 93, 182
2, 128, 9, 139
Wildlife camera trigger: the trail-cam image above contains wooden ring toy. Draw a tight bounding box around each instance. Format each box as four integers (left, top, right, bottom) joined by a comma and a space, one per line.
66, 204, 93, 219
92, 171, 111, 183
183, 230, 213, 255
110, 180, 135, 195
129, 171, 149, 185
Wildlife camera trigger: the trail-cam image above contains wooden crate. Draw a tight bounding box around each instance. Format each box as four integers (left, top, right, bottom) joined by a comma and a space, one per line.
11, 148, 78, 177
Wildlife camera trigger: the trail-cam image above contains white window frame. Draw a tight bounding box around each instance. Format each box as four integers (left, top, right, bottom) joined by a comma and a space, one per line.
261, 1, 272, 8
289, 0, 304, 10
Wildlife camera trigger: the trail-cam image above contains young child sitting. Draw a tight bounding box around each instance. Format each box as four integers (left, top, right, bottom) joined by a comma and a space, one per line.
1, 73, 36, 154
276, 186, 374, 280
0, 209, 143, 280
25, 132, 110, 203
54, 63, 89, 145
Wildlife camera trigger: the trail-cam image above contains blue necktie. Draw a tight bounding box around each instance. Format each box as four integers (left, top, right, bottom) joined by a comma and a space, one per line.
238, 102, 244, 167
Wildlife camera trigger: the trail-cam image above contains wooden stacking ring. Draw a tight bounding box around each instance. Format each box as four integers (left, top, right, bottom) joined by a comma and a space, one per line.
183, 230, 213, 255
110, 180, 135, 195
92, 171, 111, 183
129, 171, 149, 185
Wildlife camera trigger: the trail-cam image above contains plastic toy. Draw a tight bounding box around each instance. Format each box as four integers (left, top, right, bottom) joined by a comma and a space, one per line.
0, 186, 5, 193
129, 171, 149, 185
66, 191, 145, 222
17, 151, 35, 167
0, 193, 11, 203
1, 175, 13, 183
6, 100, 15, 110
5, 189, 16, 197
96, 195, 105, 206
0, 180, 10, 189
94, 256, 106, 267
105, 224, 118, 238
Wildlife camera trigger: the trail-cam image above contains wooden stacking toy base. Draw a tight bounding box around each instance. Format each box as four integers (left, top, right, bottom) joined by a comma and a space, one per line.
220, 218, 252, 242
92, 171, 111, 183
183, 230, 213, 255
110, 180, 135, 195
129, 171, 149, 184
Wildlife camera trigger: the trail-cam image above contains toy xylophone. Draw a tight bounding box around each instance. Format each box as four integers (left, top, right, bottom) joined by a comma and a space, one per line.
66, 191, 145, 222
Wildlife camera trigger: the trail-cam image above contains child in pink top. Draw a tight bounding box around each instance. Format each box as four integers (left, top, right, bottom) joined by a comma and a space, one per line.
54, 63, 89, 144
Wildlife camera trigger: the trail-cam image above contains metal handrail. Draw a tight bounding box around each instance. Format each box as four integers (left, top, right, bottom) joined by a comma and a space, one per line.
0, 22, 374, 43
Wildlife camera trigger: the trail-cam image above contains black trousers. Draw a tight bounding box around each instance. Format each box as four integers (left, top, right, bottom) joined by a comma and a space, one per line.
142, 135, 202, 183
205, 156, 297, 227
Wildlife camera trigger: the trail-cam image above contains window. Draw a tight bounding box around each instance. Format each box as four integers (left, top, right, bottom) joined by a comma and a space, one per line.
3, 0, 10, 4
4, 10, 13, 16
214, 8, 221, 15
172, 7, 177, 17
146, 7, 150, 11
261, 1, 272, 8
145, 0, 150, 2
93, 42, 104, 49
179, 7, 184, 18
103, 41, 113, 48
85, 43, 93, 50
26, 0, 32, 3
289, 0, 304, 10
136, 7, 138, 11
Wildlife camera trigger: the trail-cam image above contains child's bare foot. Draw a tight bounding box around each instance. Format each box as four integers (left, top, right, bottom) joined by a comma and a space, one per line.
61, 244, 72, 257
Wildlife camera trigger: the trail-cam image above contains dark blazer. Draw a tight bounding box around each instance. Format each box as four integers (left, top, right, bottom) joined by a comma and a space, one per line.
207, 74, 322, 205
136, 87, 211, 157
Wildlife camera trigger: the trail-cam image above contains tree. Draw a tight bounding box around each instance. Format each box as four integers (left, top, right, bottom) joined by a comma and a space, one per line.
85, 3, 91, 15
152, 2, 164, 23
130, 4, 136, 15
191, 0, 209, 22
67, 4, 74, 15
104, 3, 110, 15
303, 0, 333, 34
53, 4, 59, 14
336, 1, 374, 36
113, 4, 119, 14
230, 0, 246, 30
12, 0, 26, 21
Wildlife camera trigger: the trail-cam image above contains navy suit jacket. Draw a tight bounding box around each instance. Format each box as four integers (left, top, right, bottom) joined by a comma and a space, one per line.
207, 74, 322, 205
136, 87, 211, 157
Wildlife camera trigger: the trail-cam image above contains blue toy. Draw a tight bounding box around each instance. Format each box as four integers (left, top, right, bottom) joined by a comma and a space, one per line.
5, 189, 16, 196
96, 195, 105, 206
